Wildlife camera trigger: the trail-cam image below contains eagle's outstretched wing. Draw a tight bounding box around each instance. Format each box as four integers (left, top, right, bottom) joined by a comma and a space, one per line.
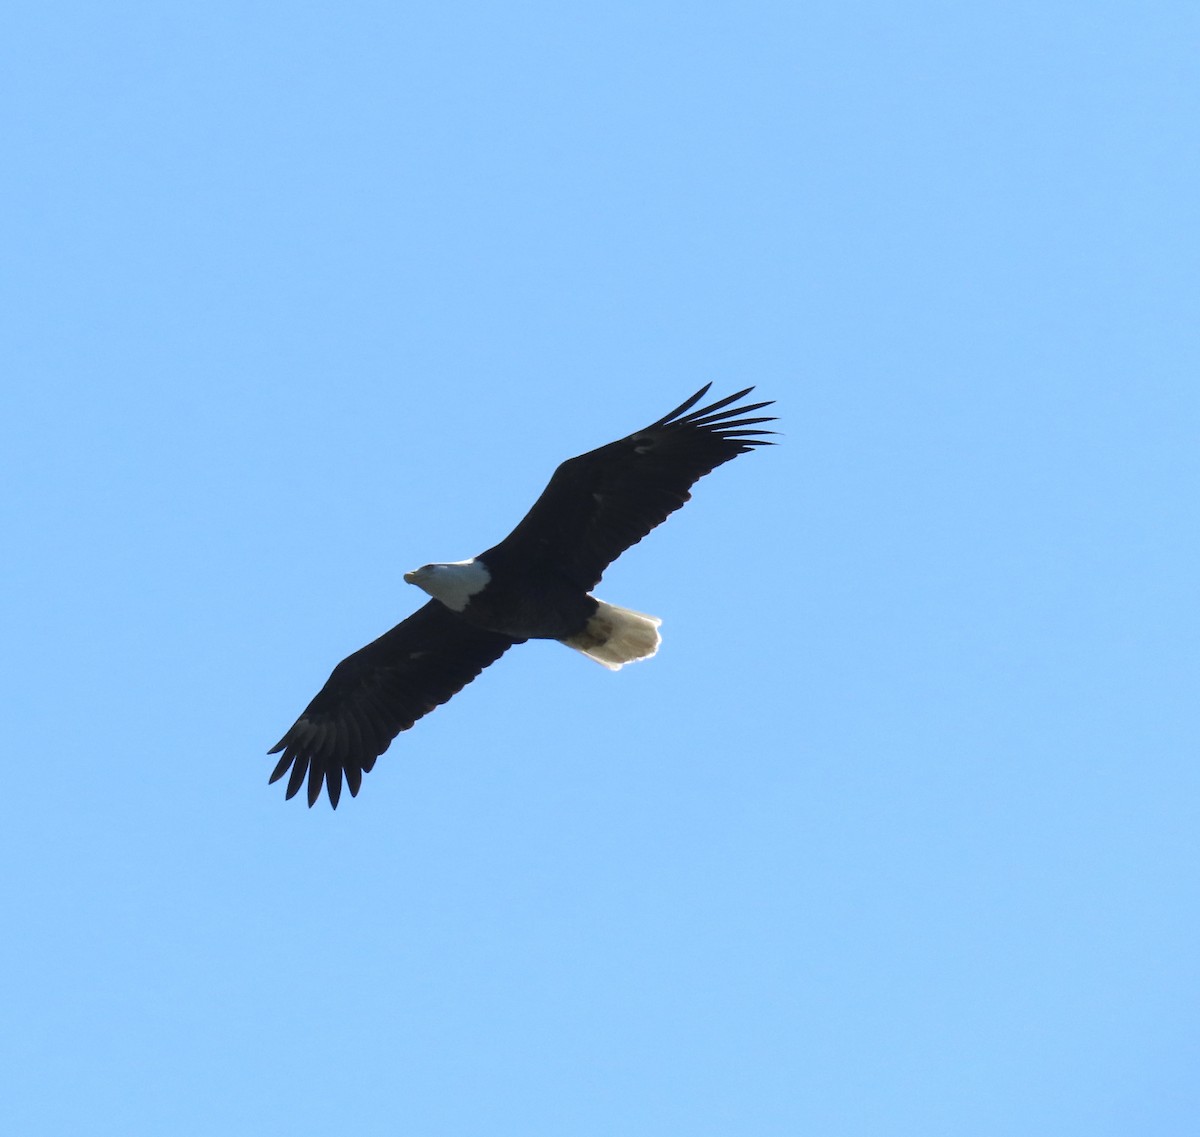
486, 385, 776, 590
269, 601, 518, 808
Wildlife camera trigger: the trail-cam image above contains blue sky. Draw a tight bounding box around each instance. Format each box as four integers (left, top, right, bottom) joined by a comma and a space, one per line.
3, 2, 1197, 1134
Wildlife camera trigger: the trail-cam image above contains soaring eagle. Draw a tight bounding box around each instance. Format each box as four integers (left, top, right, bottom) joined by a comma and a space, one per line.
270, 384, 776, 807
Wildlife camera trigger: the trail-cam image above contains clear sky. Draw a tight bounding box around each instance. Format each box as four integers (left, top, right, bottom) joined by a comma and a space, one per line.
3, 3, 1197, 1134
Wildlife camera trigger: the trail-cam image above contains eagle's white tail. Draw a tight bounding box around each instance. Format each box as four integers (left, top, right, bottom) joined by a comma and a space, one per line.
560, 600, 662, 670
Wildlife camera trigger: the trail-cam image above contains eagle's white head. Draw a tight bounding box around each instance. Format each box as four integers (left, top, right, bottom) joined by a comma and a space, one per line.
403, 559, 491, 612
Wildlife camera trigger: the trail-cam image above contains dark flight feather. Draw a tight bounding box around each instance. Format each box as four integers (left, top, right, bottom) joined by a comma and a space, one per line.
484, 384, 776, 590
269, 601, 517, 807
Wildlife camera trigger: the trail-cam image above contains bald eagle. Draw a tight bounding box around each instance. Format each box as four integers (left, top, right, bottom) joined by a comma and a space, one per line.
270, 384, 776, 807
